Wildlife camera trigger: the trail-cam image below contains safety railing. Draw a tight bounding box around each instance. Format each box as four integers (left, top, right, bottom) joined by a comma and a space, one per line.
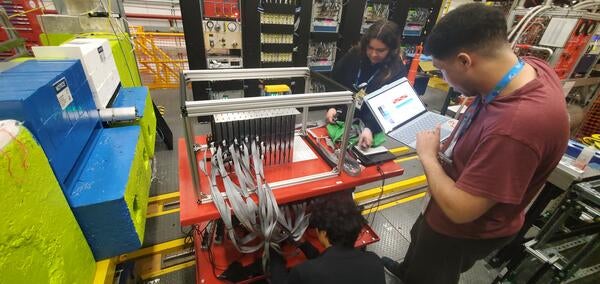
131, 26, 187, 89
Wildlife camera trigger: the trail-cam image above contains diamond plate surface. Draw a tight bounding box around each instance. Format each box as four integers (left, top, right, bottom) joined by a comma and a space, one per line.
356, 158, 425, 192
459, 260, 497, 284
381, 197, 426, 241
366, 213, 410, 261
149, 89, 210, 197
143, 212, 189, 247
144, 266, 196, 284
395, 158, 424, 179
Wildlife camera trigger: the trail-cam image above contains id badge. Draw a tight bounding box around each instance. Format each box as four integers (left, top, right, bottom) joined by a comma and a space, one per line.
355, 89, 366, 110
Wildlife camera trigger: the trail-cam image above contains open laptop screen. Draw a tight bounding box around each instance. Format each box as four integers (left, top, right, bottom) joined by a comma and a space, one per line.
366, 79, 427, 133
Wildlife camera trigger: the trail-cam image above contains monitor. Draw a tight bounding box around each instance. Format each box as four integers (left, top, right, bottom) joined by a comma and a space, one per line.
366, 78, 427, 133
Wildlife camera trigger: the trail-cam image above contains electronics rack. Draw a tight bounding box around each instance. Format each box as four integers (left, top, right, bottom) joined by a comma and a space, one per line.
510, 9, 600, 80
180, 0, 373, 103
389, 0, 444, 58
335, 0, 443, 67
361, 0, 392, 34
181, 0, 245, 105
200, 0, 244, 69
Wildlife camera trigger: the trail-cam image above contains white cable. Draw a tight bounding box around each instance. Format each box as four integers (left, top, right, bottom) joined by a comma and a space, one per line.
573, 0, 600, 8
508, 5, 542, 41
201, 146, 261, 253
510, 6, 552, 49
573, 2, 600, 10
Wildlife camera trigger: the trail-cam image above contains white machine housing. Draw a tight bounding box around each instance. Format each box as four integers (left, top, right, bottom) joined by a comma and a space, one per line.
32, 38, 121, 109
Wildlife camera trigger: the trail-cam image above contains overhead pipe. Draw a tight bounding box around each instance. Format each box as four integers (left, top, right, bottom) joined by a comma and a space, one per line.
44, 9, 182, 20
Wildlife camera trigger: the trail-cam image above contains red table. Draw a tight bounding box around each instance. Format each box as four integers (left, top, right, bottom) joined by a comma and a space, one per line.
178, 128, 404, 283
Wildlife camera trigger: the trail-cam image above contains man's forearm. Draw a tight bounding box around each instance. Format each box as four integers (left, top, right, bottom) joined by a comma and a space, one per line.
420, 155, 461, 220
420, 155, 495, 224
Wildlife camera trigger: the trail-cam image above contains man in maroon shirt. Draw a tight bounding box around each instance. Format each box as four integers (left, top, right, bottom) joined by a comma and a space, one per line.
382, 4, 569, 283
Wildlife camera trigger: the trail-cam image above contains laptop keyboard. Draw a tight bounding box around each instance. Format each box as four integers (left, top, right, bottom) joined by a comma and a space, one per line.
392, 114, 451, 144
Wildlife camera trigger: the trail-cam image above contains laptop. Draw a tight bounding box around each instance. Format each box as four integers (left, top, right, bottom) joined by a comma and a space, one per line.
365, 77, 455, 148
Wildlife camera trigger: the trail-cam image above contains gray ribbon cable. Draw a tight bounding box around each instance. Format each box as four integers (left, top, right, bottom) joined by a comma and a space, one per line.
201, 147, 261, 253
198, 138, 310, 266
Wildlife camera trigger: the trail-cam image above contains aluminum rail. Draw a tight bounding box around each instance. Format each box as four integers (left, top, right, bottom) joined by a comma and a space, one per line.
179, 68, 355, 203
185, 92, 353, 117
182, 67, 311, 82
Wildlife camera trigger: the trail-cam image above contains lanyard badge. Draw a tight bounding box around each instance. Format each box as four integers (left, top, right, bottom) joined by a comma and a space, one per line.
353, 66, 379, 110
354, 83, 368, 110
438, 59, 525, 165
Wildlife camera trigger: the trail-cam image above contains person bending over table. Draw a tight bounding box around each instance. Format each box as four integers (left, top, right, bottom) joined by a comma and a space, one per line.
269, 192, 385, 284
326, 20, 408, 149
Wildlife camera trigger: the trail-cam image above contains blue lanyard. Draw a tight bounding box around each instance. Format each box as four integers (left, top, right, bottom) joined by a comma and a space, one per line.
354, 65, 380, 90
440, 59, 525, 163
484, 59, 525, 104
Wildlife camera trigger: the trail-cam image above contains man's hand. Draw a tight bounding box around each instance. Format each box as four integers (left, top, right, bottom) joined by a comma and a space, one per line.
416, 124, 441, 161
358, 128, 373, 149
325, 108, 337, 124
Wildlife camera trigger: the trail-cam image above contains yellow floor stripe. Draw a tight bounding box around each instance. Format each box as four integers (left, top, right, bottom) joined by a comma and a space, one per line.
353, 175, 427, 203
141, 260, 196, 280
389, 146, 410, 155
147, 208, 181, 219
394, 155, 419, 163
362, 192, 427, 215
119, 238, 188, 262
148, 191, 180, 203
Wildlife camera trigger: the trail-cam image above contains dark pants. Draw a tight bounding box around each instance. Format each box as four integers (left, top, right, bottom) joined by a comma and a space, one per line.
399, 215, 513, 284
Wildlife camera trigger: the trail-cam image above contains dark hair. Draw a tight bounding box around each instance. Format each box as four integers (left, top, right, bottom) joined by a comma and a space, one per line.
425, 3, 508, 59
309, 192, 366, 248
357, 20, 404, 85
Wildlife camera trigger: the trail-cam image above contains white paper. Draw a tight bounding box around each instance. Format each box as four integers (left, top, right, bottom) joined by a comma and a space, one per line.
293, 135, 318, 162
539, 18, 578, 48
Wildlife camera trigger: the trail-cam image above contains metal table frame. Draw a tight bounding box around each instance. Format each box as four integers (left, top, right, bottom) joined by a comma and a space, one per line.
179, 67, 356, 203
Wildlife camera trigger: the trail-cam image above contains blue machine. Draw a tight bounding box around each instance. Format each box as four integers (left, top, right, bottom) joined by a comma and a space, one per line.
1, 60, 150, 260
69, 125, 145, 260
0, 60, 100, 188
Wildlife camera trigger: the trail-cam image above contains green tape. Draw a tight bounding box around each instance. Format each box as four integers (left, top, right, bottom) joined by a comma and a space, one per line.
0, 121, 95, 283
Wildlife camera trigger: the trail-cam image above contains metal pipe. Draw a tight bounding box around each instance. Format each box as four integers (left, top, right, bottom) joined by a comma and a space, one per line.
199, 170, 340, 204
98, 107, 136, 122
44, 9, 182, 20
183, 67, 310, 82
337, 101, 355, 175
180, 72, 202, 202
185, 92, 353, 117
301, 107, 309, 135
303, 75, 311, 135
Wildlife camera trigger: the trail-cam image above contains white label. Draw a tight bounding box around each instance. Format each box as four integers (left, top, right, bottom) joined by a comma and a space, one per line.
53, 77, 73, 110
97, 46, 106, 62
540, 18, 578, 48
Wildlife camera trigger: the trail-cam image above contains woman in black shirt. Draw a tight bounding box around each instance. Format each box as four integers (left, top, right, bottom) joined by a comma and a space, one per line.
326, 20, 407, 148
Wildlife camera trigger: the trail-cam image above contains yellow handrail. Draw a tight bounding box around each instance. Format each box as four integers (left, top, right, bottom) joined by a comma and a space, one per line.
130, 26, 188, 89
